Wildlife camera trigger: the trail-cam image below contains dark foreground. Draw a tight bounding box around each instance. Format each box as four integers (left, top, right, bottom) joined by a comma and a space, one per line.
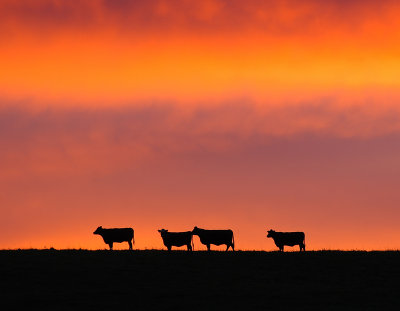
1, 250, 399, 310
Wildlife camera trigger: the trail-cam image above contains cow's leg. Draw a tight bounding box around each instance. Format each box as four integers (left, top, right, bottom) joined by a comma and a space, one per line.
108, 242, 113, 250
167, 245, 172, 251
231, 243, 235, 251
280, 245, 284, 252
207, 244, 211, 251
301, 243, 305, 251
226, 243, 234, 251
187, 244, 192, 251
128, 240, 133, 250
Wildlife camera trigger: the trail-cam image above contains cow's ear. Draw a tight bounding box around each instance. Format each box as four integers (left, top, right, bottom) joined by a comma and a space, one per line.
158, 230, 161, 233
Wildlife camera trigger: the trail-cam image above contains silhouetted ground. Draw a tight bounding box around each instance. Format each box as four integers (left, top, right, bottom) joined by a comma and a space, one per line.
1, 250, 399, 310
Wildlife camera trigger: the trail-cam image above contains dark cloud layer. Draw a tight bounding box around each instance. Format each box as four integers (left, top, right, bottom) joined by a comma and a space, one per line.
1, 101, 400, 180
1, 0, 399, 39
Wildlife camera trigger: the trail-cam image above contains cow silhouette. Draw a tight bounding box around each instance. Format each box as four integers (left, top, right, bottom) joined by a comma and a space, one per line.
158, 229, 193, 251
93, 226, 134, 250
192, 226, 234, 251
267, 229, 305, 252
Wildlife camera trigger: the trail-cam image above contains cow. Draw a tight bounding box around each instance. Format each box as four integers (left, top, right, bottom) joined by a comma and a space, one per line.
267, 229, 305, 252
192, 226, 234, 251
93, 226, 134, 250
158, 229, 193, 251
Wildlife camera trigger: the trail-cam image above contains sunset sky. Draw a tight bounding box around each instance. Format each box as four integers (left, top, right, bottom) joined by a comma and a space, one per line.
1, 0, 400, 250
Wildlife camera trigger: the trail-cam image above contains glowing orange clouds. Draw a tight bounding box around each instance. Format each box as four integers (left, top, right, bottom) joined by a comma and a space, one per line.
1, 0, 400, 103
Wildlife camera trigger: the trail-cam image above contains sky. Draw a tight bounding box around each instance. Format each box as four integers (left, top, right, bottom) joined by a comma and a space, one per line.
1, 0, 400, 250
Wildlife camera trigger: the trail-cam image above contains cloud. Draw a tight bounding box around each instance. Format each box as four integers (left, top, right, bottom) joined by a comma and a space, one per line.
2, 1, 400, 102
1, 100, 400, 182
1, 0, 399, 39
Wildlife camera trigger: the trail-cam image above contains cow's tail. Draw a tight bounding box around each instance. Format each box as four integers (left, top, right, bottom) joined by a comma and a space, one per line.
232, 233, 235, 251
132, 230, 135, 245
191, 233, 194, 251
303, 234, 306, 251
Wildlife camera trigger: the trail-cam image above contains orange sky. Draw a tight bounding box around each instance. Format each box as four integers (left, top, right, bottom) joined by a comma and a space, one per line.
1, 0, 400, 250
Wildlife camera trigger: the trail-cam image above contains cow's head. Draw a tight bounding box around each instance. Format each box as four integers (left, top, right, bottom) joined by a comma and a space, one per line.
158, 229, 168, 236
267, 229, 275, 238
192, 226, 200, 235
93, 226, 103, 235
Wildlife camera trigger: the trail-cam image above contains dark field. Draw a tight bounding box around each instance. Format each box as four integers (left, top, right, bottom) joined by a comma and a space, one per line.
1, 250, 399, 310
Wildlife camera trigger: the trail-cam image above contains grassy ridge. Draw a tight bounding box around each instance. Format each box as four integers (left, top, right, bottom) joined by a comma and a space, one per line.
1, 250, 399, 310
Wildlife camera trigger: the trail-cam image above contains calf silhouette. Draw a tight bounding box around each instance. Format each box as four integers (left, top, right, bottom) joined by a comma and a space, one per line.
93, 226, 134, 250
192, 226, 234, 251
158, 229, 193, 251
267, 229, 305, 252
